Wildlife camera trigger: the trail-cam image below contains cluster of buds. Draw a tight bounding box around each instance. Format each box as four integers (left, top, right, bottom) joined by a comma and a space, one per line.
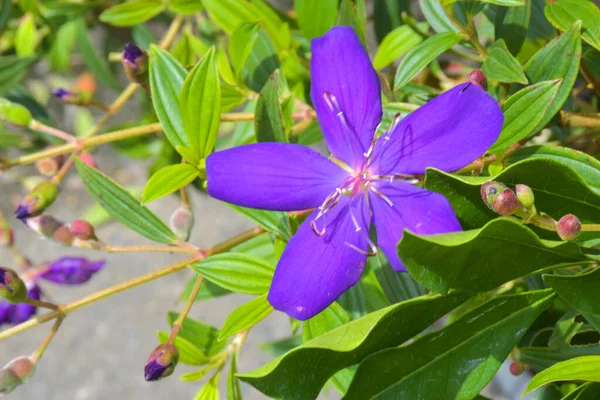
169, 206, 194, 241
144, 344, 179, 381
0, 356, 35, 395
0, 98, 32, 129
481, 181, 582, 241
14, 181, 59, 220
24, 215, 103, 249
51, 88, 93, 107
122, 43, 148, 85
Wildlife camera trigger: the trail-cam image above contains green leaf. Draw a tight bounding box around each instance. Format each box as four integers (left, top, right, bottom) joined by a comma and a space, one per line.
157, 331, 211, 366
175, 145, 201, 166
561, 383, 600, 400
219, 294, 273, 340
201, 0, 260, 34
254, 70, 287, 143
180, 276, 231, 302
481, 39, 528, 84
0, 56, 31, 92
142, 164, 199, 204
190, 253, 274, 295
373, 24, 426, 70
524, 21, 581, 131
398, 218, 588, 294
369, 251, 424, 303
505, 145, 600, 194
545, 0, 600, 51
494, 0, 531, 55
525, 356, 600, 395
295, 0, 338, 40
179, 47, 221, 158
520, 346, 600, 372
48, 20, 78, 71
336, 0, 366, 46
194, 372, 220, 400
15, 13, 36, 57
99, 0, 164, 26
419, 0, 461, 34
338, 284, 367, 320
443, 0, 525, 5
346, 290, 555, 399
238, 293, 469, 399
544, 268, 600, 317
76, 19, 119, 90
393, 32, 463, 90
227, 351, 242, 400
168, 0, 203, 14
373, 0, 411, 42
303, 302, 349, 342
166, 312, 227, 356
425, 159, 600, 241
74, 158, 177, 244
0, 0, 11, 33
228, 204, 291, 240
149, 46, 189, 150
489, 79, 561, 152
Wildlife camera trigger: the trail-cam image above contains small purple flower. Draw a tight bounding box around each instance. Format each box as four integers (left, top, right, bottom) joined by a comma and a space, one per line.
206, 27, 504, 320
122, 43, 148, 84
0, 283, 40, 326
123, 43, 145, 64
40, 257, 105, 285
51, 88, 77, 102
144, 344, 179, 381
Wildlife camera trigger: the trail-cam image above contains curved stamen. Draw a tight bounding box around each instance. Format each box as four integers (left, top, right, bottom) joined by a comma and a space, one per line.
369, 185, 394, 207
323, 92, 363, 165
365, 113, 402, 169
344, 197, 378, 256
310, 188, 343, 236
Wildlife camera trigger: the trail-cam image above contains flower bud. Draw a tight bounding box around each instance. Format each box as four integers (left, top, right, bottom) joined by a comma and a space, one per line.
0, 268, 26, 303
515, 184, 535, 208
15, 181, 59, 220
0, 228, 14, 247
169, 206, 194, 241
41, 257, 105, 285
35, 156, 63, 177
509, 360, 525, 376
0, 98, 32, 128
144, 344, 179, 381
122, 43, 148, 84
556, 214, 581, 241
0, 357, 35, 395
466, 69, 487, 90
481, 181, 520, 216
78, 152, 96, 168
51, 88, 92, 106
70, 220, 97, 240
10, 284, 40, 324
24, 215, 62, 238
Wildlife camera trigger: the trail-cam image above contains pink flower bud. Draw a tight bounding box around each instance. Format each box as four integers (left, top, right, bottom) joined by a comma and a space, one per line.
509, 361, 525, 376
78, 152, 96, 168
169, 207, 194, 241
70, 220, 96, 240
466, 69, 487, 90
492, 189, 520, 216
556, 214, 581, 241
0, 356, 35, 395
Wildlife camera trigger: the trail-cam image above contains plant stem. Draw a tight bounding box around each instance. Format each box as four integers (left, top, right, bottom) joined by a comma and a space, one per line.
581, 224, 600, 232
31, 316, 64, 363
580, 61, 600, 97
0, 226, 265, 342
560, 111, 600, 128
168, 274, 204, 344
105, 244, 198, 254
25, 298, 59, 311
28, 120, 74, 142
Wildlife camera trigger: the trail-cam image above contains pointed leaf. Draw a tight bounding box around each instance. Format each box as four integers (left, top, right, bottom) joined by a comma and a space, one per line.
99, 0, 164, 26
303, 302, 349, 342
228, 204, 291, 240
142, 163, 199, 204
75, 158, 177, 244
481, 39, 528, 84
219, 294, 273, 340
373, 24, 426, 70
419, 0, 461, 34
201, 0, 260, 34
295, 0, 338, 40
157, 331, 211, 366
494, 0, 530, 55
545, 0, 600, 51
525, 356, 600, 395
76, 19, 119, 90
544, 268, 600, 317
166, 312, 227, 356
255, 70, 287, 143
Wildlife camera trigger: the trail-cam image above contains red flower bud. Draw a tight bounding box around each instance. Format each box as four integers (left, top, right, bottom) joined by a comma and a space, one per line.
509, 361, 525, 376
481, 181, 520, 216
556, 214, 581, 241
70, 220, 96, 240
466, 69, 488, 90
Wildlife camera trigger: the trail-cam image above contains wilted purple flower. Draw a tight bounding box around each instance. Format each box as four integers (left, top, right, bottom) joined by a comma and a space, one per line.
40, 257, 105, 285
206, 27, 504, 320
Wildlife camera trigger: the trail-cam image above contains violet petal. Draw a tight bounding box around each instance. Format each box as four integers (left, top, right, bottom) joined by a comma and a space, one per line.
9, 284, 40, 325
41, 257, 105, 285
268, 195, 370, 320
369, 181, 462, 272
206, 143, 349, 211
311, 26, 382, 170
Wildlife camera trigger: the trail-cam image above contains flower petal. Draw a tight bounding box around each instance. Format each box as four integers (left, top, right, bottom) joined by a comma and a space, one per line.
369, 181, 461, 272
268, 195, 370, 320
311, 26, 382, 170
10, 284, 40, 325
373, 83, 503, 175
206, 143, 349, 211
41, 257, 105, 285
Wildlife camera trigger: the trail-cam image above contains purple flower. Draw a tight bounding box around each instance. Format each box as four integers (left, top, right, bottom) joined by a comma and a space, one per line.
206, 27, 504, 320
40, 257, 105, 285
0, 283, 40, 326
51, 88, 77, 102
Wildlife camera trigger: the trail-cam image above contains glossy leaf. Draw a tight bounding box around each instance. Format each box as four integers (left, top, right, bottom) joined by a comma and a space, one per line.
75, 158, 177, 244
149, 46, 189, 150
544, 269, 600, 317
142, 164, 199, 204
219, 294, 273, 340
166, 312, 227, 356
15, 14, 36, 57
419, 0, 461, 34
157, 331, 211, 366
393, 32, 463, 90
295, 0, 338, 40
369, 251, 424, 303
489, 79, 560, 152
520, 346, 600, 372
523, 21, 581, 131
99, 0, 164, 26
505, 145, 600, 194
190, 253, 274, 295
346, 290, 555, 399
425, 159, 600, 242
179, 47, 221, 158
238, 293, 469, 399
545, 0, 600, 51
303, 302, 349, 342
495, 0, 531, 55
255, 70, 287, 143
481, 39, 528, 84
525, 356, 600, 395
398, 218, 588, 294
228, 204, 291, 240
373, 24, 426, 70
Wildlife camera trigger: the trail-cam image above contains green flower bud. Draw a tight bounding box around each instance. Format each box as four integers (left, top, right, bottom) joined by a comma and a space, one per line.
556, 214, 581, 241
15, 181, 59, 220
0, 98, 32, 128
515, 184, 535, 208
0, 357, 35, 395
0, 267, 27, 303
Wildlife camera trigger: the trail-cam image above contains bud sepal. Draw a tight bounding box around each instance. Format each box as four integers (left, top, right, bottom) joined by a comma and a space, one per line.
144, 344, 179, 381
